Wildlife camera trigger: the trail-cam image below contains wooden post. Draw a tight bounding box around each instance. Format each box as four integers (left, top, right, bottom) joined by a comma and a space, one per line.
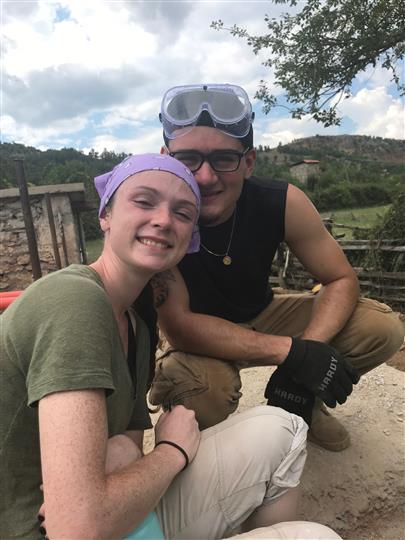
75, 212, 88, 265
14, 158, 42, 280
44, 193, 62, 269
57, 211, 69, 266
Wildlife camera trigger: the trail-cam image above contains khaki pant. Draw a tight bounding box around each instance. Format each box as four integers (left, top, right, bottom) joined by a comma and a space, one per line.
150, 295, 404, 429
158, 406, 308, 539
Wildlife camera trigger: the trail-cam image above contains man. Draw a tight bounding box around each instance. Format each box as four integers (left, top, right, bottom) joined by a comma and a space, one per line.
149, 83, 404, 451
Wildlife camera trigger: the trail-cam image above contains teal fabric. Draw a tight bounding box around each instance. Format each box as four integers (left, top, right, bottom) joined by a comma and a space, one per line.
124, 512, 164, 540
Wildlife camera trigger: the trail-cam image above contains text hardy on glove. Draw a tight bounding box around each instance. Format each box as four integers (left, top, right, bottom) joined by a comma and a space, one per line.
265, 367, 315, 426
281, 338, 360, 408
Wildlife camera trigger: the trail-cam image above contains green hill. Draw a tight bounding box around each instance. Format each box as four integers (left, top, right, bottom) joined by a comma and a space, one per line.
1, 136, 404, 235
258, 134, 405, 166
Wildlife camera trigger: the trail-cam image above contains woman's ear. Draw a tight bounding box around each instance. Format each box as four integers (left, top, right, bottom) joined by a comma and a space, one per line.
99, 208, 111, 233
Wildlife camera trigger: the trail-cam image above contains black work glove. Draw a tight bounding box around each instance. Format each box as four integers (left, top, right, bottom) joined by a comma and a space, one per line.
282, 338, 360, 408
265, 367, 315, 426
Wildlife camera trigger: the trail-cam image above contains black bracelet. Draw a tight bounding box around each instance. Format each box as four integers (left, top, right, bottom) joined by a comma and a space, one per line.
155, 440, 189, 471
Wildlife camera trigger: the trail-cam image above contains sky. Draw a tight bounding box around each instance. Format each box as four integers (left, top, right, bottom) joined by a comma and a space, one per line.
1, 0, 404, 154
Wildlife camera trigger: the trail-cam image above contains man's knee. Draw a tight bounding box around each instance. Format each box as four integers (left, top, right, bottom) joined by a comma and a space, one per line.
149, 351, 242, 430
368, 308, 404, 360
334, 298, 404, 372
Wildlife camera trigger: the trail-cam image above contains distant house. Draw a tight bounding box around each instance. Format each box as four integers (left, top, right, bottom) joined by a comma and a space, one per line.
289, 160, 320, 185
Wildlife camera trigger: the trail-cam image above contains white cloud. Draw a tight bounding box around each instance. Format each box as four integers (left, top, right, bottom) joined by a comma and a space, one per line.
0, 113, 88, 148
2, 2, 157, 79
1, 0, 402, 151
355, 63, 402, 90
83, 128, 163, 155
257, 86, 405, 147
257, 114, 340, 147
338, 87, 405, 139
3, 64, 151, 127
98, 99, 161, 130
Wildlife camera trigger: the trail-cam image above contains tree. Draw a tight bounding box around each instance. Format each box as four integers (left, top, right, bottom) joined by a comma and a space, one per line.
212, 0, 405, 126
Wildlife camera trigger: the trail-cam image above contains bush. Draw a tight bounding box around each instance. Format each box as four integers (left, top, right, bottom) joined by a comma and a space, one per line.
350, 184, 392, 206
369, 190, 405, 240
312, 184, 354, 210
353, 190, 405, 272
311, 183, 392, 211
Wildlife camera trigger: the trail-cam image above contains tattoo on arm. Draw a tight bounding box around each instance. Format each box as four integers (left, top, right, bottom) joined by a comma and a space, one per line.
150, 270, 176, 308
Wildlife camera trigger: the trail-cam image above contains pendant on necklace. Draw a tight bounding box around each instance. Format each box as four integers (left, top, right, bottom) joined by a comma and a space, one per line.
223, 255, 232, 266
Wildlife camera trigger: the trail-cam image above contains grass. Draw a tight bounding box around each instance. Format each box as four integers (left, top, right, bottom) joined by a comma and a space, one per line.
84, 205, 391, 259
322, 204, 390, 239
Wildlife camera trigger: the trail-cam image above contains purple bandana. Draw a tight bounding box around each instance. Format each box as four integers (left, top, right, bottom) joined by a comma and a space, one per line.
94, 153, 200, 253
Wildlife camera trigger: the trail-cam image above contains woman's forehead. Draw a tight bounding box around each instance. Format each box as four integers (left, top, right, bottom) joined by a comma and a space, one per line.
120, 170, 197, 203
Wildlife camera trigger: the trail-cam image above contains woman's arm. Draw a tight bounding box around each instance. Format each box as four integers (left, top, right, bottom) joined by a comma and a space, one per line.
39, 389, 199, 539
37, 433, 144, 530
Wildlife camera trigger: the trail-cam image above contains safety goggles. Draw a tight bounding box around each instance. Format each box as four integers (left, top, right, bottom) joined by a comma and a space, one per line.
168, 148, 250, 173
160, 84, 254, 140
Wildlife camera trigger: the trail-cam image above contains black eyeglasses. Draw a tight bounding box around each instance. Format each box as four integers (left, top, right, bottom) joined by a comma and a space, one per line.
169, 148, 250, 173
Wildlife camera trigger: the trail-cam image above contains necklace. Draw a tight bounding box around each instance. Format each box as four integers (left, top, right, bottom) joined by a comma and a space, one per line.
200, 209, 237, 266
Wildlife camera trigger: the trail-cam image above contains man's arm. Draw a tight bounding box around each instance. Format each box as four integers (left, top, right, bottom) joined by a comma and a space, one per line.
152, 268, 292, 365
284, 184, 360, 342
153, 188, 360, 406
153, 184, 358, 364
39, 389, 199, 539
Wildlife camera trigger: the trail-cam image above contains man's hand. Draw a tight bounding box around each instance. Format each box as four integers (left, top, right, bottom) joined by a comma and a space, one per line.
281, 338, 360, 408
265, 368, 315, 426
155, 405, 200, 467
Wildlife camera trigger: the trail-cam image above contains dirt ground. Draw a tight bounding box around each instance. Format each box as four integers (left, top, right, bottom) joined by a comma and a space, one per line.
238, 348, 405, 540
146, 313, 405, 540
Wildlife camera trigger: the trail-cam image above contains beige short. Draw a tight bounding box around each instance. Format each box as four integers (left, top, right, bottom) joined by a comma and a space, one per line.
157, 406, 308, 540
230, 521, 342, 539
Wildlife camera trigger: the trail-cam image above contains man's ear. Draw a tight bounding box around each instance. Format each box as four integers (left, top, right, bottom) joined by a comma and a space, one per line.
160, 145, 169, 155
244, 148, 256, 179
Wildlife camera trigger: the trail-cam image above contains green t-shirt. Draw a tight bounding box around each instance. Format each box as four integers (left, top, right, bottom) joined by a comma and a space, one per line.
0, 265, 152, 539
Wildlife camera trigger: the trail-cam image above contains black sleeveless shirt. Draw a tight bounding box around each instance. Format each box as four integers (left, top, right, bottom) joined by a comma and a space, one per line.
178, 176, 288, 323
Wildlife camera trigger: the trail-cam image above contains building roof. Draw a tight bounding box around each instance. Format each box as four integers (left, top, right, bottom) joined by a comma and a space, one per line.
0, 183, 96, 212
290, 159, 320, 167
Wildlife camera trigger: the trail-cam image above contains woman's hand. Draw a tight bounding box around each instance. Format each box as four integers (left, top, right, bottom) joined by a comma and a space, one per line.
155, 405, 200, 467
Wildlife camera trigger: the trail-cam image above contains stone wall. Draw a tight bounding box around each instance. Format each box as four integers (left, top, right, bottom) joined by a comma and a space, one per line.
0, 189, 83, 291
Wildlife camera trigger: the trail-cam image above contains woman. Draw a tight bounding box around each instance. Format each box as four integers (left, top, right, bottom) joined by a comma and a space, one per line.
0, 154, 339, 540
1, 153, 201, 539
